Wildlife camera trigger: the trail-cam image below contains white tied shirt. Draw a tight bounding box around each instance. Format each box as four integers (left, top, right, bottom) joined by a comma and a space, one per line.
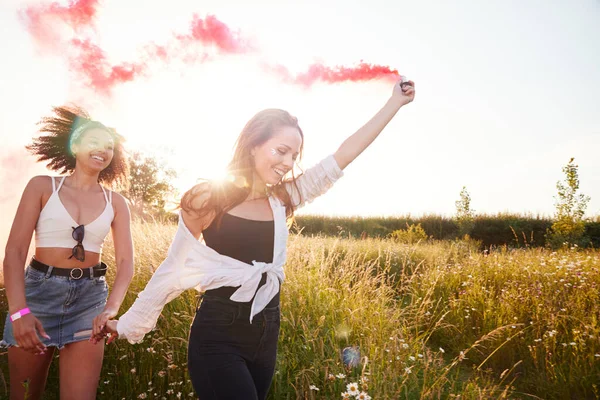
117, 155, 344, 343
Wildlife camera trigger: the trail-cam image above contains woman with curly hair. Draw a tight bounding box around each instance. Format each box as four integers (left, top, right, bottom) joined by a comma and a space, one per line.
1, 105, 134, 400
98, 77, 415, 399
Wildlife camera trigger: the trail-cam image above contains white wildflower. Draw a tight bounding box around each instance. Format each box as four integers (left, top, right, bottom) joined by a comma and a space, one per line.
347, 383, 360, 396
357, 392, 372, 400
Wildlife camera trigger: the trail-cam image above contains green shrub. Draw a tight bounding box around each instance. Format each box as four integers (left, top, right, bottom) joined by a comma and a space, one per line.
389, 223, 429, 244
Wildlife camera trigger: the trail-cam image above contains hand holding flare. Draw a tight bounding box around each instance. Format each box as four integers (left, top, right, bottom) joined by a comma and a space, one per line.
394, 75, 415, 106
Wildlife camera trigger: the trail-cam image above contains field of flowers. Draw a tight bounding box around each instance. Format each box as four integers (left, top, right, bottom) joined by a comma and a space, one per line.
1, 220, 599, 399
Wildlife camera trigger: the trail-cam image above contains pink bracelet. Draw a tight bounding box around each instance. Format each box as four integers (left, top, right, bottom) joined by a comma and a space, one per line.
10, 308, 31, 322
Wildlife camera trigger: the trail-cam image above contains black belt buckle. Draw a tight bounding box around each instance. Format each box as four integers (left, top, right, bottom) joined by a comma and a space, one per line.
69, 268, 84, 280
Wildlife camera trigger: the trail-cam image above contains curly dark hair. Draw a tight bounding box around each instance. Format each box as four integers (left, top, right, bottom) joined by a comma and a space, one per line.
26, 105, 129, 187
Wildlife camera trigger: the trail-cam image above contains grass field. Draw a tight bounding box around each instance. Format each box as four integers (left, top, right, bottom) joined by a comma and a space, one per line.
1, 220, 599, 399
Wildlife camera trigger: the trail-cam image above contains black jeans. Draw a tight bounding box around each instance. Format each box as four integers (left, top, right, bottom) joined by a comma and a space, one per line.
187, 295, 281, 400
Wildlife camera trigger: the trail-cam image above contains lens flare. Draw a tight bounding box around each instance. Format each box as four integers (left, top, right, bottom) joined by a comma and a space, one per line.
342, 346, 360, 368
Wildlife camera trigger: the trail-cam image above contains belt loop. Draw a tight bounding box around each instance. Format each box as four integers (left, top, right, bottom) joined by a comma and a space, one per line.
88, 267, 94, 279
45, 265, 53, 279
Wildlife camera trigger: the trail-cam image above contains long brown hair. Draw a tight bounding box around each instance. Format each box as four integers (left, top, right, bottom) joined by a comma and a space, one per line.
26, 105, 129, 187
181, 109, 305, 224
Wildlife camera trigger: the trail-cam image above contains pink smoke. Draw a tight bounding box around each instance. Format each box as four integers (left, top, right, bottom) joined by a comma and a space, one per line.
20, 0, 99, 48
20, 2, 401, 93
269, 62, 400, 87
176, 14, 253, 54
69, 38, 147, 95
22, 0, 99, 30
22, 0, 255, 94
0, 149, 44, 271
67, 13, 253, 94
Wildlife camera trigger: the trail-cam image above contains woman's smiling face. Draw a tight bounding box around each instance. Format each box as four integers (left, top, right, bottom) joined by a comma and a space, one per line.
72, 128, 115, 172
252, 125, 302, 186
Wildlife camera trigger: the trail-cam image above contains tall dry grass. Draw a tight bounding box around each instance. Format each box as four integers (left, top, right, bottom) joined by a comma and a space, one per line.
1, 220, 599, 399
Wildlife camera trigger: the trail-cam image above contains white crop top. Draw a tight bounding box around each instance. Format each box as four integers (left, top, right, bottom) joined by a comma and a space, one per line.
35, 176, 114, 253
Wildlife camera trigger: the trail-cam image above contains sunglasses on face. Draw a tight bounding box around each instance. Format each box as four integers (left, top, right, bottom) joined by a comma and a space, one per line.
69, 224, 85, 262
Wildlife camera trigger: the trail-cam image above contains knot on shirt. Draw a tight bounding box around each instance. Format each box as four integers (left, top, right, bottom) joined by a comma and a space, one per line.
251, 260, 276, 274
229, 261, 285, 323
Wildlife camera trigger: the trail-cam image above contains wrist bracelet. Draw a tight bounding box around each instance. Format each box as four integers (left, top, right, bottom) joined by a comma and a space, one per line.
10, 308, 31, 322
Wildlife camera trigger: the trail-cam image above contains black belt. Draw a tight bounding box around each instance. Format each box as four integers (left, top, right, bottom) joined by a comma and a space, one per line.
30, 258, 107, 280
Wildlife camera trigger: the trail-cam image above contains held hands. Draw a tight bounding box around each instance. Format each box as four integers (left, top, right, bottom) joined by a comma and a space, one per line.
391, 77, 416, 107
90, 305, 119, 345
92, 306, 117, 338
12, 313, 50, 355
90, 319, 119, 345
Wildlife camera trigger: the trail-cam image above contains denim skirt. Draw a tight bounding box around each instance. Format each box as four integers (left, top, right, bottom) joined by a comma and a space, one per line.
1, 263, 109, 349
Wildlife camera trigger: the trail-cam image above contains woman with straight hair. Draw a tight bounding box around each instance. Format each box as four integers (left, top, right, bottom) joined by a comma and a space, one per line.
96, 77, 415, 399
2, 106, 134, 400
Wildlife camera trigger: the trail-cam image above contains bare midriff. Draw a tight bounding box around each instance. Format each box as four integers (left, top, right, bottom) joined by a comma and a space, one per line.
35, 247, 102, 269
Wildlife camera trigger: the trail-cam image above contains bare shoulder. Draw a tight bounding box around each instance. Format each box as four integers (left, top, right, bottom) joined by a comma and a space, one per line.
108, 191, 132, 221
186, 181, 212, 209
25, 175, 56, 196
29, 175, 54, 188
181, 181, 214, 238
110, 191, 129, 210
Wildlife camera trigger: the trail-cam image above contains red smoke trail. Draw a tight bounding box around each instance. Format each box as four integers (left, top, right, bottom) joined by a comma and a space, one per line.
21, 1, 399, 92
269, 62, 400, 87
22, 0, 98, 29
176, 14, 253, 54
67, 14, 251, 94
22, 1, 253, 94
21, 0, 99, 46
69, 38, 147, 95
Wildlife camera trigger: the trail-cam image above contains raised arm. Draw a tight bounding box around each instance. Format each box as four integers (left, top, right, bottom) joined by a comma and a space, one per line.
333, 78, 415, 170
285, 78, 415, 210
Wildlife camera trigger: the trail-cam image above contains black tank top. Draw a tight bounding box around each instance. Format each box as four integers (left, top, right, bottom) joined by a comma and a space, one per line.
202, 213, 279, 307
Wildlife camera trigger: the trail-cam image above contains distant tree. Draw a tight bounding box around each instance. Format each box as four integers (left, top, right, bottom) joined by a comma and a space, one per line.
121, 151, 178, 218
455, 186, 475, 238
547, 158, 590, 248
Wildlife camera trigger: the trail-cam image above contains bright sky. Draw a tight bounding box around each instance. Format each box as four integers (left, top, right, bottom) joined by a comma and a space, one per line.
1, 0, 599, 228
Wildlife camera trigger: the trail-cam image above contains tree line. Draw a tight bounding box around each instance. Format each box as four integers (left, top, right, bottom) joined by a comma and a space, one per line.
121, 155, 596, 248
